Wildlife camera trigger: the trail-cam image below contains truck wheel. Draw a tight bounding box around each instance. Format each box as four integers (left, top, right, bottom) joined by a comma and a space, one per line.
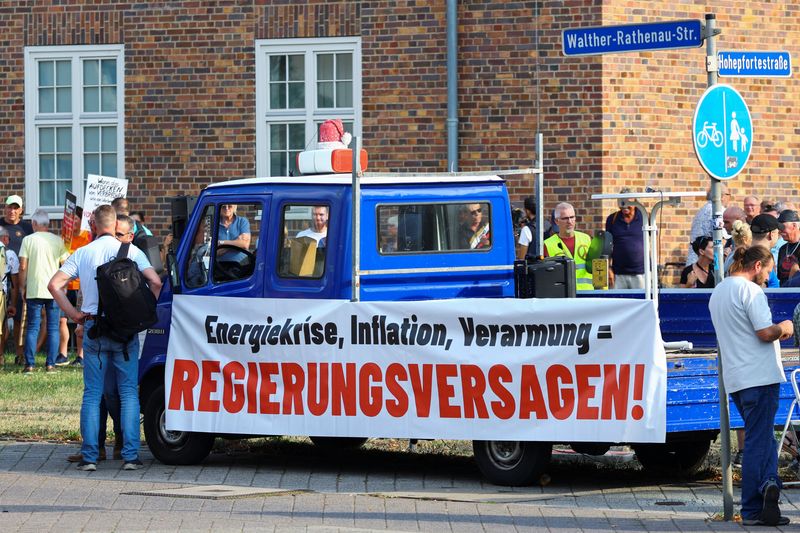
143, 384, 215, 465
472, 440, 552, 486
633, 440, 711, 476
309, 436, 368, 450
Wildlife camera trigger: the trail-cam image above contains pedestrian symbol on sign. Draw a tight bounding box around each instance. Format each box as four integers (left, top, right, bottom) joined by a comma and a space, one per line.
692, 84, 753, 180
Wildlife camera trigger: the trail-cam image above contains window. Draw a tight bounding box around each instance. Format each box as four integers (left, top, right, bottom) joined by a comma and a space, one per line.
277, 204, 329, 278
25, 45, 124, 216
184, 203, 262, 289
256, 38, 361, 177
377, 202, 493, 254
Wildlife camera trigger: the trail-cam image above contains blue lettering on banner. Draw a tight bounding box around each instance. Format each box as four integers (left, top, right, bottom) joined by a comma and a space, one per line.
563, 20, 703, 56
718, 51, 792, 78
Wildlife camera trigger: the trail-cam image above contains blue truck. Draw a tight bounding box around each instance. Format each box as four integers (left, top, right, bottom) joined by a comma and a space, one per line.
138, 171, 799, 486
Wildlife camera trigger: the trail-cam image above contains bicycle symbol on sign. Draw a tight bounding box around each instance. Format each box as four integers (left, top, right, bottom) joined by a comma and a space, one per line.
695, 121, 724, 149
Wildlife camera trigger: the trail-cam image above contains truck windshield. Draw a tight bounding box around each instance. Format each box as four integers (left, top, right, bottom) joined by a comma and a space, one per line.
377, 202, 492, 254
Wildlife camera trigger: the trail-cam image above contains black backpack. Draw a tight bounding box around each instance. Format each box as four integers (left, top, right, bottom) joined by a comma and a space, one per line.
88, 242, 158, 359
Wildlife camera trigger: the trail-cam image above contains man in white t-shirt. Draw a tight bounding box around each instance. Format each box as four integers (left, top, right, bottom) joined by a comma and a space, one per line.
709, 245, 794, 527
297, 205, 329, 246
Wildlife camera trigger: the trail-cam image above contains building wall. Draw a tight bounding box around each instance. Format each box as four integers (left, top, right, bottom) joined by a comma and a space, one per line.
0, 1, 797, 275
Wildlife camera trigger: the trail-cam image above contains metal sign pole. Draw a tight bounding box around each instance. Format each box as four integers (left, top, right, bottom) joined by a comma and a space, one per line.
351, 137, 362, 303
705, 13, 733, 521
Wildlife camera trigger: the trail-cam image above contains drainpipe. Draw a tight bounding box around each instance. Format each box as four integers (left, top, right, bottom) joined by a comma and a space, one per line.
446, 0, 458, 172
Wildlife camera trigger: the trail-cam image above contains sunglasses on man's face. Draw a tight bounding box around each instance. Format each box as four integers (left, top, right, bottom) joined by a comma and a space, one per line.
470, 208, 482, 215
115, 232, 131, 238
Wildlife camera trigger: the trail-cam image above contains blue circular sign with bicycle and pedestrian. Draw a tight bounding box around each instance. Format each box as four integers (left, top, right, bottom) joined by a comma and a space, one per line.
692, 84, 752, 180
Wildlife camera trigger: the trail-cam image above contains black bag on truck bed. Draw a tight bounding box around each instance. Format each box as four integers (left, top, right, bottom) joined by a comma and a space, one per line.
88, 242, 158, 359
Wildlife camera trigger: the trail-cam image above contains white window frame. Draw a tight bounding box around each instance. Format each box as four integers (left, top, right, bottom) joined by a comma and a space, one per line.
24, 44, 125, 218
255, 37, 362, 178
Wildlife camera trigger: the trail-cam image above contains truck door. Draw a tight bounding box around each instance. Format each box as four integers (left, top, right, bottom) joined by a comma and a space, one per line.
180, 198, 269, 298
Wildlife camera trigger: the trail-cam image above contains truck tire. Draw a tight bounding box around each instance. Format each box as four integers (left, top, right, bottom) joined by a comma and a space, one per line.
309, 436, 368, 450
143, 384, 215, 465
632, 440, 711, 476
472, 440, 552, 486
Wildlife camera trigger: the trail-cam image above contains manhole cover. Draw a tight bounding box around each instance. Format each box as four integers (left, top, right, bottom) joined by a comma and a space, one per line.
122, 484, 307, 500
655, 500, 685, 506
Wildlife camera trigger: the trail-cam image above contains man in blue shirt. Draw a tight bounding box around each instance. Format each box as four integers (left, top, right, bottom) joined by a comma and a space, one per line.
605, 189, 645, 289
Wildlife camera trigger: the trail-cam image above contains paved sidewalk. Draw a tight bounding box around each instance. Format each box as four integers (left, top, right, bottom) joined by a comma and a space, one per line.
0, 440, 796, 532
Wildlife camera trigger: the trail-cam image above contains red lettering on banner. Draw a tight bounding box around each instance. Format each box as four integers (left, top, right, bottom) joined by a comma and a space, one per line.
546, 364, 574, 420
488, 365, 515, 419
332, 362, 356, 416
246, 362, 259, 414
631, 364, 645, 420
385, 363, 409, 417
601, 364, 630, 420
436, 364, 460, 418
258, 362, 280, 414
168, 359, 199, 411
409, 364, 433, 417
519, 365, 548, 419
575, 364, 600, 419
222, 361, 246, 413
281, 362, 305, 414
359, 363, 383, 417
460, 364, 488, 419
307, 362, 330, 416
198, 360, 221, 412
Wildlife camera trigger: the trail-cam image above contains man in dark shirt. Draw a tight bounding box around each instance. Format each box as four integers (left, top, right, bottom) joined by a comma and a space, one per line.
777, 210, 800, 285
0, 195, 32, 360
0, 195, 33, 255
605, 190, 644, 289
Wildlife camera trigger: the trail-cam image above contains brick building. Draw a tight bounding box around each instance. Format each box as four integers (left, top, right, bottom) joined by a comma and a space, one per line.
1, 1, 797, 271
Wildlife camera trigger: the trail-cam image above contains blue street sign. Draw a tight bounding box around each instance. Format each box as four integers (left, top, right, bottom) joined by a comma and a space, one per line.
718, 51, 792, 78
693, 84, 752, 180
562, 20, 702, 56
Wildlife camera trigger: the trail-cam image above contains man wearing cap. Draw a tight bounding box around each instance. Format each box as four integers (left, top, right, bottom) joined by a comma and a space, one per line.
605, 188, 645, 289
750, 214, 782, 288
0, 195, 32, 361
776, 210, 800, 285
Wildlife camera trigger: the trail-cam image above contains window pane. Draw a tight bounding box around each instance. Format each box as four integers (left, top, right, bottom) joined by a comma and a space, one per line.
39, 155, 55, 179
56, 127, 71, 152
336, 53, 352, 79
288, 55, 304, 81
269, 55, 285, 82
101, 154, 117, 176
269, 82, 285, 109
39, 128, 54, 152
57, 180, 71, 203
39, 88, 54, 113
185, 206, 214, 289
289, 151, 300, 177
84, 87, 99, 112
278, 204, 328, 278
101, 59, 116, 85
56, 87, 72, 112
84, 154, 100, 176
289, 124, 305, 150
56, 60, 71, 85
317, 54, 333, 80
101, 126, 117, 151
270, 152, 286, 176
83, 59, 99, 85
288, 82, 304, 108
57, 155, 72, 179
377, 203, 492, 253
101, 87, 116, 112
336, 81, 353, 108
317, 81, 333, 108
40, 181, 55, 206
39, 61, 54, 87
84, 127, 99, 152
270, 124, 286, 149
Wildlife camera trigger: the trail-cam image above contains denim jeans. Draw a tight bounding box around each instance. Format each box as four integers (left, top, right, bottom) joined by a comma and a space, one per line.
24, 298, 60, 367
99, 361, 122, 445
731, 383, 782, 520
80, 320, 140, 463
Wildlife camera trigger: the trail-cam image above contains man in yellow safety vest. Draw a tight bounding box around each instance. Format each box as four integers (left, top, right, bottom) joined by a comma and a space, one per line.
543, 202, 593, 290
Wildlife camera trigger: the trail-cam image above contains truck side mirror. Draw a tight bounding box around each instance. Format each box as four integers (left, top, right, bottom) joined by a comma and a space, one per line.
167, 252, 181, 295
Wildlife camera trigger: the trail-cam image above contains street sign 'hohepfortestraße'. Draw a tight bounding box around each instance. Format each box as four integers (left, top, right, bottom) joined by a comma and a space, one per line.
718, 51, 792, 78
563, 20, 703, 56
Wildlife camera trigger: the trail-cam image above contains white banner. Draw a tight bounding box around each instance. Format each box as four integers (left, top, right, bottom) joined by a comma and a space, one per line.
165, 296, 667, 443
81, 174, 128, 231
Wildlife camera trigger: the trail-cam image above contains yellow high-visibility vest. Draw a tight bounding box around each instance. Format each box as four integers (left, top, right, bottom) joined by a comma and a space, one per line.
543, 232, 593, 290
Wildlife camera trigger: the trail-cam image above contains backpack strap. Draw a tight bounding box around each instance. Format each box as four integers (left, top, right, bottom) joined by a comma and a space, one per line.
117, 242, 131, 259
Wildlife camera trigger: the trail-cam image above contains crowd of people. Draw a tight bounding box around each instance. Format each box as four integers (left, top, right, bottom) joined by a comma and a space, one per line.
514, 189, 800, 290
